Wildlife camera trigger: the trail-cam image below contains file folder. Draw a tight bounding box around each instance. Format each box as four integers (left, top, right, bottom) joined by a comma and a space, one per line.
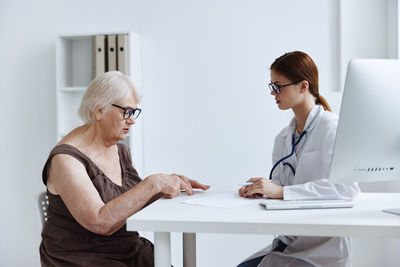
92, 35, 106, 78
117, 34, 129, 75
107, 35, 117, 71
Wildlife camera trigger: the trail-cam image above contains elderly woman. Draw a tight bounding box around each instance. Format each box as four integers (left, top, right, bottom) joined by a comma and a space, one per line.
40, 71, 210, 266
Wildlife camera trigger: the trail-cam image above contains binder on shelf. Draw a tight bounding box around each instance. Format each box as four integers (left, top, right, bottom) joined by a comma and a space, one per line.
107, 35, 117, 71
117, 34, 129, 75
92, 35, 106, 79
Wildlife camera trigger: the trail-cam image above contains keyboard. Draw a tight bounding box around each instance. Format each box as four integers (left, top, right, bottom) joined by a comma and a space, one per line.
259, 199, 354, 210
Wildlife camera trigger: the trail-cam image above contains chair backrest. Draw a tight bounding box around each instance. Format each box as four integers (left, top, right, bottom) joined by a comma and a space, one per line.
38, 191, 49, 228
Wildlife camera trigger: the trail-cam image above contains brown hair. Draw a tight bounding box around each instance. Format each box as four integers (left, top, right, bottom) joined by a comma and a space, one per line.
270, 51, 331, 111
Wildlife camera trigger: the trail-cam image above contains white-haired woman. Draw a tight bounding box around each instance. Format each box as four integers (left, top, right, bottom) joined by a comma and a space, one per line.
40, 71, 210, 267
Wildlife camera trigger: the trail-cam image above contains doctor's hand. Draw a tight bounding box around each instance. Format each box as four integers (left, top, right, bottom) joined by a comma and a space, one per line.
238, 177, 283, 199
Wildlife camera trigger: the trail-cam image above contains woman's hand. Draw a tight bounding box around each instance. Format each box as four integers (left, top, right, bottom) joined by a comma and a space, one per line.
173, 174, 211, 192
146, 174, 210, 199
238, 177, 283, 199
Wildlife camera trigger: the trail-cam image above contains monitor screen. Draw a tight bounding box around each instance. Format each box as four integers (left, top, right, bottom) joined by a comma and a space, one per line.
330, 59, 400, 184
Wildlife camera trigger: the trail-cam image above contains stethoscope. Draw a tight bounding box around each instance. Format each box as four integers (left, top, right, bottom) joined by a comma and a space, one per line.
269, 130, 307, 180
268, 105, 323, 180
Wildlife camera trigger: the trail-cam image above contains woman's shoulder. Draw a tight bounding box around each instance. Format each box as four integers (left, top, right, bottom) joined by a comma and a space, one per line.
56, 126, 86, 146
46, 127, 95, 173
42, 144, 88, 187
46, 144, 92, 174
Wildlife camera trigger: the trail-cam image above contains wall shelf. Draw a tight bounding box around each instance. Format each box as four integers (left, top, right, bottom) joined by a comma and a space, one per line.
55, 32, 144, 176
60, 86, 87, 92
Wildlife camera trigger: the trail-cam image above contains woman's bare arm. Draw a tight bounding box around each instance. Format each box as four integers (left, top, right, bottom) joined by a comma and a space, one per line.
47, 154, 194, 235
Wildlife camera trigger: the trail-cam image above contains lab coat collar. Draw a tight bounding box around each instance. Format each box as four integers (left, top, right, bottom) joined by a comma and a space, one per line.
283, 105, 323, 138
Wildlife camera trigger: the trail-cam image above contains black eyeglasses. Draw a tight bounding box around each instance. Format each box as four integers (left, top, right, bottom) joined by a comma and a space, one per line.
111, 104, 142, 120
268, 81, 302, 94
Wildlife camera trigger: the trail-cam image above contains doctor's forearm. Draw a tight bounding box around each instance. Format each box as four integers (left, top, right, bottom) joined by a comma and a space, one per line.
282, 180, 360, 200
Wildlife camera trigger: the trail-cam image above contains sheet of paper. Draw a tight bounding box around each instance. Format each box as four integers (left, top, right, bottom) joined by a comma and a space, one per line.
181, 193, 260, 208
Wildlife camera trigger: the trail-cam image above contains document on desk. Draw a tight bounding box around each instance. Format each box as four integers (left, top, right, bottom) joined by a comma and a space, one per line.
181, 193, 260, 208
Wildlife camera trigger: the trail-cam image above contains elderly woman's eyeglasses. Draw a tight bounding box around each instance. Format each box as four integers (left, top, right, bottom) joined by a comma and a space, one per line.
111, 104, 142, 120
268, 81, 302, 94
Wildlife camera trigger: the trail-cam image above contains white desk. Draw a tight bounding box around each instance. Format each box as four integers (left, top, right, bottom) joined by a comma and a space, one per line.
127, 192, 400, 267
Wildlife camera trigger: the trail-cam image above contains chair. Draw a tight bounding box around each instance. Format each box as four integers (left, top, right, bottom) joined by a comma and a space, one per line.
38, 191, 49, 228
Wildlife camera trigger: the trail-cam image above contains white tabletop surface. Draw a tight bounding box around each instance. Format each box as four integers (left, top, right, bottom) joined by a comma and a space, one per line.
126, 192, 400, 238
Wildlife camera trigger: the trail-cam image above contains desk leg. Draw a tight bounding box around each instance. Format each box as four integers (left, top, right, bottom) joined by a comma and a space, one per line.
154, 232, 171, 267
183, 233, 196, 267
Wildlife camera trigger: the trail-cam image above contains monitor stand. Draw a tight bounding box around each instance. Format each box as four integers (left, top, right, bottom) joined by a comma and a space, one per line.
383, 209, 400, 216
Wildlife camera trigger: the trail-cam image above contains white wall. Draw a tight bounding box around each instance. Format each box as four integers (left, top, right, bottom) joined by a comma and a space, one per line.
0, 0, 398, 266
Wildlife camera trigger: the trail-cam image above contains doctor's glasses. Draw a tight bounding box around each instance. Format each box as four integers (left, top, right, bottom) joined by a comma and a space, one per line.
268, 81, 302, 94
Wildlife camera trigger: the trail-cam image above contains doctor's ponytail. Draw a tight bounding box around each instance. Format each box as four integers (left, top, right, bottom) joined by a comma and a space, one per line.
270, 51, 332, 112
315, 94, 331, 112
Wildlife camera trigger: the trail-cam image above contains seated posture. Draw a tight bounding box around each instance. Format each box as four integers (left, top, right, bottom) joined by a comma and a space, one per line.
238, 51, 360, 267
40, 71, 210, 267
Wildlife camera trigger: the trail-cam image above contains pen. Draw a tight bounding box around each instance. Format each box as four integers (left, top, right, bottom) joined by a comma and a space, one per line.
238, 182, 255, 186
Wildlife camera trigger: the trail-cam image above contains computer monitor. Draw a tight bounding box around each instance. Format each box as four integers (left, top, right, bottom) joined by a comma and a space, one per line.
329, 59, 400, 215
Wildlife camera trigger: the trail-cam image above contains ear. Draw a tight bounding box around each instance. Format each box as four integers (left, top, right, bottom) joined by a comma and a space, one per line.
93, 106, 103, 121
300, 80, 309, 93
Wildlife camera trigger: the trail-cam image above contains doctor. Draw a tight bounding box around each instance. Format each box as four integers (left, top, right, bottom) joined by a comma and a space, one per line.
238, 51, 360, 267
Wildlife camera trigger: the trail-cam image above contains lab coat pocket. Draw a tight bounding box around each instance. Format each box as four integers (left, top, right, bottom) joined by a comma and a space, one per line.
294, 151, 330, 184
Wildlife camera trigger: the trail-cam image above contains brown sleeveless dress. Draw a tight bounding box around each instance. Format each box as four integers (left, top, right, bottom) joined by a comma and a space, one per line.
40, 143, 154, 267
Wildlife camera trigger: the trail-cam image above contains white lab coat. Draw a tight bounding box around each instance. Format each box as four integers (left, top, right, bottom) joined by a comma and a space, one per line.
241, 105, 360, 267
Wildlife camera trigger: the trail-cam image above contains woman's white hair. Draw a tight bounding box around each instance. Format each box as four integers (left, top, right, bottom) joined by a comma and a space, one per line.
79, 71, 139, 124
